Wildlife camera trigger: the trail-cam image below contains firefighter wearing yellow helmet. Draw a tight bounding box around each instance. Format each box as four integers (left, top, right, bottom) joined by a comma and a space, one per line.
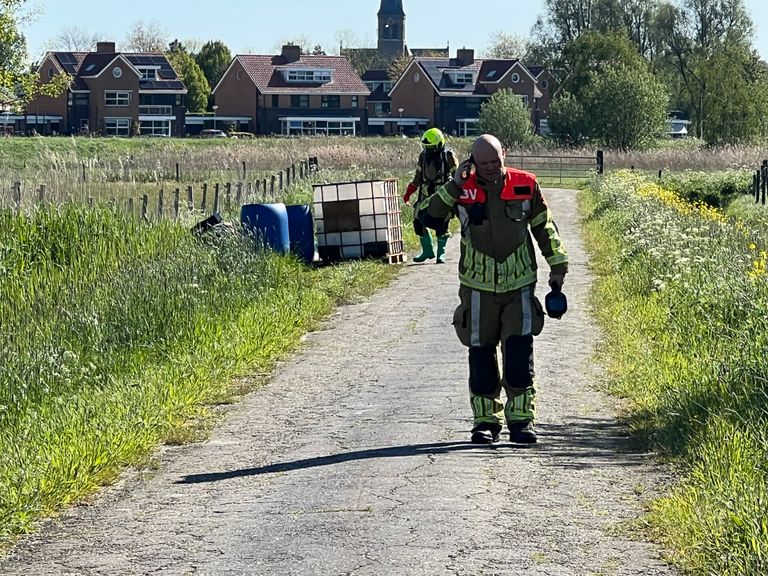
402, 128, 458, 263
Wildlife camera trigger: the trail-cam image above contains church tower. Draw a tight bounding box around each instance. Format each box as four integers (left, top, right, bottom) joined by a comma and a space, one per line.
377, 0, 406, 59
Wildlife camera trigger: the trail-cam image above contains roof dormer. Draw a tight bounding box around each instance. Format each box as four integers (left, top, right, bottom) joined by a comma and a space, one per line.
444, 70, 475, 85
282, 68, 333, 84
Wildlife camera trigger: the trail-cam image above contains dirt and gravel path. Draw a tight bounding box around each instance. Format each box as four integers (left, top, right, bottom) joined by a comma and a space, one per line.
1, 189, 677, 576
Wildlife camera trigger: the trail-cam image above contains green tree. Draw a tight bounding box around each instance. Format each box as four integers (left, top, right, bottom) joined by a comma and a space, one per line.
583, 64, 669, 149
195, 40, 232, 91
557, 30, 648, 99
166, 41, 210, 113
1, 1, 70, 111
548, 92, 589, 146
653, 0, 755, 142
484, 31, 529, 60
387, 54, 412, 82
477, 89, 534, 147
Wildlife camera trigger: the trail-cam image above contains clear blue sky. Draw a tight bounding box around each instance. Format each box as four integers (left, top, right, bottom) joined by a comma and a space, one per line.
20, 0, 768, 62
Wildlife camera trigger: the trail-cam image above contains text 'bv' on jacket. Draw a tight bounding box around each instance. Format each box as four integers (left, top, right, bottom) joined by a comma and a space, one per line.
417, 167, 568, 293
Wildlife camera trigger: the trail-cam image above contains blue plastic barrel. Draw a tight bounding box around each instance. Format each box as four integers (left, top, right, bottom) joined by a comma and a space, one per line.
240, 203, 290, 255
286, 204, 315, 264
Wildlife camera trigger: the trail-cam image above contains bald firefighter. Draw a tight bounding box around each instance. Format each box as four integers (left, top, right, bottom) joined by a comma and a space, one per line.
402, 128, 458, 263
418, 134, 568, 444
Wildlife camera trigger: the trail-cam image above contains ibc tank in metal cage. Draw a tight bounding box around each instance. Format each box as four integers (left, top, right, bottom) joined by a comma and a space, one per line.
313, 179, 405, 264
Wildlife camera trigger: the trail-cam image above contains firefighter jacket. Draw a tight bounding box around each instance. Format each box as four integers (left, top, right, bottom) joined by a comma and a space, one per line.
410, 148, 458, 200
418, 167, 568, 294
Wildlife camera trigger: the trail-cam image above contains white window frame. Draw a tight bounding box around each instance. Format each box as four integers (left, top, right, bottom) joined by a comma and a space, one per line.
520, 95, 529, 107
137, 67, 158, 80
511, 73, 520, 83
453, 72, 474, 85
105, 91, 130, 107
105, 117, 131, 136
139, 119, 171, 137
286, 69, 332, 83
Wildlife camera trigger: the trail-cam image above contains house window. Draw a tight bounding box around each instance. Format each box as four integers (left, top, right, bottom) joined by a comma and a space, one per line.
541, 80, 549, 89
291, 95, 310, 108
286, 69, 332, 83
140, 119, 171, 137
272, 95, 279, 107
47, 67, 55, 79
453, 73, 474, 85
351, 96, 358, 108
138, 68, 157, 79
520, 95, 529, 107
374, 102, 391, 116
321, 95, 340, 108
105, 91, 130, 106
105, 118, 131, 136
511, 73, 520, 83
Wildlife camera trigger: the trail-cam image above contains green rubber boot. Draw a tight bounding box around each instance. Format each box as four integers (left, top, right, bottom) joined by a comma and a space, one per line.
436, 235, 448, 263
413, 234, 435, 262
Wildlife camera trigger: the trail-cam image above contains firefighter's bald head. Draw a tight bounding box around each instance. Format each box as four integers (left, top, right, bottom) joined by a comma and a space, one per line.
471, 134, 505, 182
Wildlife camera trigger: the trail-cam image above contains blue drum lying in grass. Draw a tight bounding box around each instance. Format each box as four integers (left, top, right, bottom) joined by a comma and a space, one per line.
240, 203, 290, 255
286, 204, 315, 264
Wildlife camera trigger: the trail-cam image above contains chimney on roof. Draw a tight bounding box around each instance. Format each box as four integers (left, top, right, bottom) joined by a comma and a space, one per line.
456, 48, 475, 66
281, 44, 302, 63
96, 41, 116, 53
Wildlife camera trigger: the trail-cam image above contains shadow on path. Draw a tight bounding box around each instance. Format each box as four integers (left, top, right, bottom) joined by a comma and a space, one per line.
178, 416, 652, 484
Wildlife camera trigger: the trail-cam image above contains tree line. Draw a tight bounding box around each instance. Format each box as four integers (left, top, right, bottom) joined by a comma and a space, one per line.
2, 0, 765, 148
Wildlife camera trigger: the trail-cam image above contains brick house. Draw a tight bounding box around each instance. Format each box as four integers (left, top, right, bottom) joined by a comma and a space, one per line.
389, 48, 552, 137
212, 45, 370, 136
28, 42, 187, 137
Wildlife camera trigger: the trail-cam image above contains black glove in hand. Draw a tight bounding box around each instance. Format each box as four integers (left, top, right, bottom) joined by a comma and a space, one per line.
548, 272, 565, 291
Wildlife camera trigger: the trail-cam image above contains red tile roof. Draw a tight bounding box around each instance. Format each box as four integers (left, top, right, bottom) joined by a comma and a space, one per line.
234, 54, 369, 95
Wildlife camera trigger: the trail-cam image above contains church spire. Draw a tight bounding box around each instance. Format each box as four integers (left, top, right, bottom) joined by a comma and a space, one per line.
377, 0, 406, 59
378, 0, 404, 17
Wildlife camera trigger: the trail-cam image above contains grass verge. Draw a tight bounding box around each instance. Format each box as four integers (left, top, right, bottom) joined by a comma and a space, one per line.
0, 202, 400, 551
581, 171, 768, 575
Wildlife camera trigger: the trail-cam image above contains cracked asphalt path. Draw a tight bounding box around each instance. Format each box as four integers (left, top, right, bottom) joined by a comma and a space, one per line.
0, 189, 677, 576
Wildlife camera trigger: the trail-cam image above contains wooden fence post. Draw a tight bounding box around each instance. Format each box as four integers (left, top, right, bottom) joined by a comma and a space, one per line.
596, 150, 604, 175
12, 181, 21, 215
270, 175, 276, 195
175, 162, 180, 182
762, 160, 767, 205
38, 184, 46, 205
201, 183, 208, 212
128, 197, 134, 216
141, 194, 149, 222
214, 183, 221, 213
242, 161, 247, 180
262, 178, 268, 196
236, 181, 243, 206
755, 170, 760, 204
187, 185, 194, 211
158, 188, 164, 219
278, 171, 283, 191
225, 182, 232, 212
174, 188, 180, 219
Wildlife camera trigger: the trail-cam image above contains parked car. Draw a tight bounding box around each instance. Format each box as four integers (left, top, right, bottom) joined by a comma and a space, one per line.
199, 129, 228, 139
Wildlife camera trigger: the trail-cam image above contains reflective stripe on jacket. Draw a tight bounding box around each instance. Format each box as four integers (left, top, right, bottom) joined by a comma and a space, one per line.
419, 167, 568, 293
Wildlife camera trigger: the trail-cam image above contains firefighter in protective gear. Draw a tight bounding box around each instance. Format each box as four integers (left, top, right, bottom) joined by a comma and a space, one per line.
402, 128, 458, 263
417, 134, 568, 444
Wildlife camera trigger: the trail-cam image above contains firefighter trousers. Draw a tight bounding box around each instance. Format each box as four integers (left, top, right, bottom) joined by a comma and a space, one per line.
452, 284, 545, 430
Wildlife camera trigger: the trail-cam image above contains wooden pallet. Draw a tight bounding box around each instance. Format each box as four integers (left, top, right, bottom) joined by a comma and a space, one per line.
385, 252, 407, 264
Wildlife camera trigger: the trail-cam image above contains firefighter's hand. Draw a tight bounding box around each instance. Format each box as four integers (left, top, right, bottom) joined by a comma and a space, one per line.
453, 159, 473, 187
402, 183, 418, 204
548, 272, 565, 291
